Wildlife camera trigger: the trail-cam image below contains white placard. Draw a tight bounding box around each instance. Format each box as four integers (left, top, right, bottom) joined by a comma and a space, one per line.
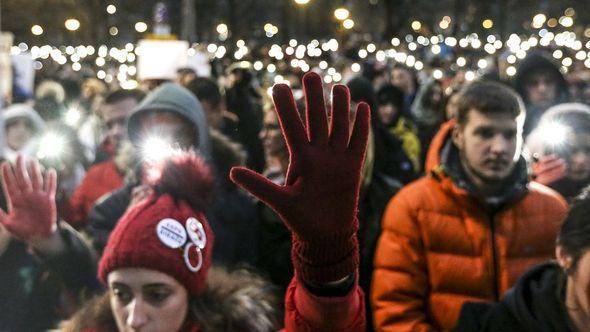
137, 39, 189, 80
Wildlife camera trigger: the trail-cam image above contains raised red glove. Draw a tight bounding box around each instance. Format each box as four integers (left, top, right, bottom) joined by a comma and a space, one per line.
230, 72, 370, 283
0, 156, 58, 242
532, 154, 567, 185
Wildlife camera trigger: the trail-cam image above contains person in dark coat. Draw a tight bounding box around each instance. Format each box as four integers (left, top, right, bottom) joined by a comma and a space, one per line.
347, 76, 406, 331
183, 76, 240, 142
454, 186, 590, 332
225, 63, 266, 172
86, 83, 259, 267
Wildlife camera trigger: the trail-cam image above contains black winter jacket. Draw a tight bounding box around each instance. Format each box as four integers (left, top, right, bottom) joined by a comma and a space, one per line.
454, 262, 577, 332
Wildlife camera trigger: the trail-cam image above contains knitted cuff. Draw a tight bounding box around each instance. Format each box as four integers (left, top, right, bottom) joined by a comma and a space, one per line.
291, 228, 359, 284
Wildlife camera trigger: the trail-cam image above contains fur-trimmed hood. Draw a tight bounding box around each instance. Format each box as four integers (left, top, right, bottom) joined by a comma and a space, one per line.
60, 267, 280, 332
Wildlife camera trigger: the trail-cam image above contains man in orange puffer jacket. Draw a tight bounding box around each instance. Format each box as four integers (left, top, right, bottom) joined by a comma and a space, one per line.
372, 81, 568, 331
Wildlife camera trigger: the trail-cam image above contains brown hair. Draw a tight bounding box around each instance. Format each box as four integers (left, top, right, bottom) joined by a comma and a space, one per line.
456, 80, 525, 125
63, 266, 280, 332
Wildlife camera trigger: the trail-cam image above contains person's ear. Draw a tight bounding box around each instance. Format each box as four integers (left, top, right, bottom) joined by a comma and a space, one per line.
452, 123, 464, 149
556, 245, 573, 272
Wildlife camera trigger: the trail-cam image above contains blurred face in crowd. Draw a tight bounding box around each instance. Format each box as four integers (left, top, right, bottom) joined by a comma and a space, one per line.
138, 111, 196, 150
431, 83, 443, 105
108, 268, 188, 332
101, 98, 138, 148
200, 101, 223, 130
557, 246, 590, 331
445, 93, 461, 120
6, 118, 35, 151
565, 133, 590, 181
176, 71, 197, 87
524, 71, 558, 109
453, 109, 522, 186
260, 109, 286, 160
377, 102, 399, 126
391, 68, 415, 95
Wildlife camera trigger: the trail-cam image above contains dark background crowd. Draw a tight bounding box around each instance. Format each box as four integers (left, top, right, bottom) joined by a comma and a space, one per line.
1, 1, 590, 331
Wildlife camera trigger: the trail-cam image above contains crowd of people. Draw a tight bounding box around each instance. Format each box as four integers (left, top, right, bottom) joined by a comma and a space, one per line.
0, 43, 590, 332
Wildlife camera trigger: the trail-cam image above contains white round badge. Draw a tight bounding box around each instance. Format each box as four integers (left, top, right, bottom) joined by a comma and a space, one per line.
156, 218, 187, 249
185, 217, 207, 249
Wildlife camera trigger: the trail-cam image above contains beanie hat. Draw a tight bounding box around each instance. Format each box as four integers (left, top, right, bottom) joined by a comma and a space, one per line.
98, 152, 215, 295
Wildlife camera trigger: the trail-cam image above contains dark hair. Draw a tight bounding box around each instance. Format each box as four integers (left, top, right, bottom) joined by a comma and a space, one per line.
177, 67, 197, 76
346, 76, 377, 112
377, 84, 405, 111
557, 186, 590, 273
185, 77, 223, 107
104, 89, 145, 105
456, 80, 525, 125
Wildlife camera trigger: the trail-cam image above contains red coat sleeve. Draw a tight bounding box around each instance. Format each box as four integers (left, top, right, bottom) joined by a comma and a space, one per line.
283, 276, 365, 332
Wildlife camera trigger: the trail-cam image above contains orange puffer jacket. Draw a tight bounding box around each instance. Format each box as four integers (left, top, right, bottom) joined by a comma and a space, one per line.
371, 121, 568, 332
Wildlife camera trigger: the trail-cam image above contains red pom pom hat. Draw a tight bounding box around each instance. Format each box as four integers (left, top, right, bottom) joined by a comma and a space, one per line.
98, 153, 215, 296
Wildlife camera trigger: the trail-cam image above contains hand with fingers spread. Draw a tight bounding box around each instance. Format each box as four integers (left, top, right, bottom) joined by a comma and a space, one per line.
230, 72, 370, 283
0, 155, 58, 242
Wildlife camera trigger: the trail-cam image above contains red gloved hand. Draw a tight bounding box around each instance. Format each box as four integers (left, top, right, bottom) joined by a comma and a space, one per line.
230, 72, 370, 283
532, 154, 567, 185
0, 156, 58, 242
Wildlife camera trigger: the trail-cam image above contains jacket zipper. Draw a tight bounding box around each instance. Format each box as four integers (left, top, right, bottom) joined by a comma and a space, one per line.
489, 214, 500, 301
490, 214, 500, 302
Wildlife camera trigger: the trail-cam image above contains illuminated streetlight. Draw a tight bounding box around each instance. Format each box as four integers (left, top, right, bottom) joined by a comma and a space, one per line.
31, 25, 44, 36
334, 8, 350, 21
109, 26, 119, 36
482, 19, 493, 29
106, 4, 117, 14
294, 0, 310, 4
135, 21, 148, 33
65, 18, 80, 31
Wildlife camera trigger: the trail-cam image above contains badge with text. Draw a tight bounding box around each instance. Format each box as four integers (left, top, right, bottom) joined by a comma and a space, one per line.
156, 218, 187, 249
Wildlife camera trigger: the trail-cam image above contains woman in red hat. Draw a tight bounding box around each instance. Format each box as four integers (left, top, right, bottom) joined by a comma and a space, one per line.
1, 72, 370, 331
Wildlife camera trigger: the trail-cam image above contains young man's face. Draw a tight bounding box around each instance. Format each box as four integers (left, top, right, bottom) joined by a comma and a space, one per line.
453, 109, 522, 184
101, 98, 138, 147
525, 71, 558, 109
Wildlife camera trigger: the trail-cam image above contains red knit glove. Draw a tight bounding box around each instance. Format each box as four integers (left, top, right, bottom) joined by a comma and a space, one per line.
532, 154, 567, 185
230, 72, 370, 283
0, 156, 58, 242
